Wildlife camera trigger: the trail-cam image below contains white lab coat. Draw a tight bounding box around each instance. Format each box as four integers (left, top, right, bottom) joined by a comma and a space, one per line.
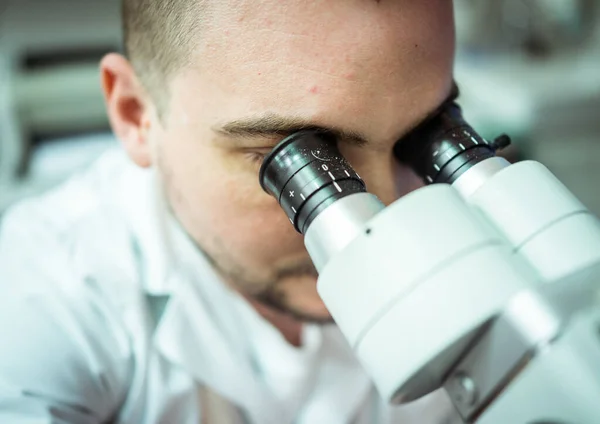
0, 148, 463, 424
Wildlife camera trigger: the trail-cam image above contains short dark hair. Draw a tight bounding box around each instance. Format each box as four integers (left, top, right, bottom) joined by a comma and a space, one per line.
122, 0, 208, 107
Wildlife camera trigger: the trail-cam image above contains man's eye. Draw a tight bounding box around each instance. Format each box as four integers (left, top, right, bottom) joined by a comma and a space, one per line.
245, 151, 268, 164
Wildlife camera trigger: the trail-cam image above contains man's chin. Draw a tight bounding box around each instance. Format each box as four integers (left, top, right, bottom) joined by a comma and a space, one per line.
252, 291, 335, 324
282, 306, 335, 325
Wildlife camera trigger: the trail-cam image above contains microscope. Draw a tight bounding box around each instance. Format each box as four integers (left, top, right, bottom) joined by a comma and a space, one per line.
258, 98, 600, 423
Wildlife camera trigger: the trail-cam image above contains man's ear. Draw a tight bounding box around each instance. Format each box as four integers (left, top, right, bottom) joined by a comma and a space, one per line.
100, 53, 154, 168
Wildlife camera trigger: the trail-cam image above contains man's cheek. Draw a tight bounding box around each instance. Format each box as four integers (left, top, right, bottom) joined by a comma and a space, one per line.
212, 215, 302, 269
217, 172, 280, 210
221, 204, 297, 244
205, 169, 300, 228
216, 199, 302, 251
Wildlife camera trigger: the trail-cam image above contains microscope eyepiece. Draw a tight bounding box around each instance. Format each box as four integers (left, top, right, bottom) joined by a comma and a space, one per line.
259, 130, 366, 234
394, 102, 510, 185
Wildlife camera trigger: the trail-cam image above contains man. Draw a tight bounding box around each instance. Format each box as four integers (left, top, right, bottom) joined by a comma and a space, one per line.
0, 0, 463, 422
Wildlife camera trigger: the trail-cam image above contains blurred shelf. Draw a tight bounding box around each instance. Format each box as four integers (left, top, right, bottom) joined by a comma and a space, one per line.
0, 132, 118, 212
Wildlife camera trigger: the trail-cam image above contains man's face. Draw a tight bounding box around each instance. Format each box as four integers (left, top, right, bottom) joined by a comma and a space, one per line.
151, 0, 455, 322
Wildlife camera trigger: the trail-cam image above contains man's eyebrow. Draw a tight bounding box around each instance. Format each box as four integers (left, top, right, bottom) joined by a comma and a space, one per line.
213, 83, 459, 146
214, 113, 369, 146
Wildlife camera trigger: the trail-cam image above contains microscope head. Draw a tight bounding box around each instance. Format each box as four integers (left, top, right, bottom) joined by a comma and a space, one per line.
258, 97, 510, 236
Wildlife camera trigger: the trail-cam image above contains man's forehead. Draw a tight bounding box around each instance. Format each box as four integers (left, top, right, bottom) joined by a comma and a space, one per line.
198, 0, 451, 80
175, 0, 454, 145
206, 0, 436, 41
211, 0, 380, 20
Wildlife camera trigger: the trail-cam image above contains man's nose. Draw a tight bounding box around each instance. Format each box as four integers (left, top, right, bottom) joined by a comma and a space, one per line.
339, 145, 424, 207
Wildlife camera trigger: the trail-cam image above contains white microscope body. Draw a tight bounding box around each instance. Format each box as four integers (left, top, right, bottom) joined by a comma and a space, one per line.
307, 156, 600, 423
258, 100, 600, 423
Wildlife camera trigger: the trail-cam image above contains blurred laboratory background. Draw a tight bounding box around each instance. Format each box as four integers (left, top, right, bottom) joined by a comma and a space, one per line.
0, 0, 599, 214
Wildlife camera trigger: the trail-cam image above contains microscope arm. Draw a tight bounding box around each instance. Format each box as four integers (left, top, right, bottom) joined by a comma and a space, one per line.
444, 263, 600, 424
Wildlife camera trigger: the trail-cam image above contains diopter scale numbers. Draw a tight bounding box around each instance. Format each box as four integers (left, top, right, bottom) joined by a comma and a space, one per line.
285, 161, 362, 222
424, 130, 490, 183
314, 162, 363, 192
